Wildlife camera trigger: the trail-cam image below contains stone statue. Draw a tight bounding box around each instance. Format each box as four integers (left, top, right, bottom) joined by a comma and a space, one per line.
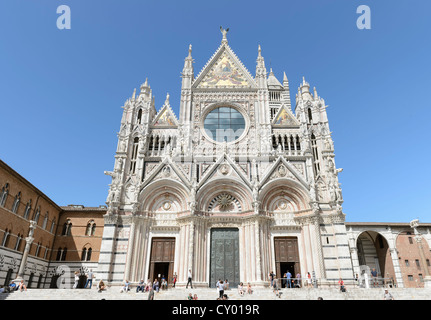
220, 26, 229, 42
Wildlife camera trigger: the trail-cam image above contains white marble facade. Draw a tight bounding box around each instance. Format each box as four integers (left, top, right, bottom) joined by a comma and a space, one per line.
99, 29, 354, 287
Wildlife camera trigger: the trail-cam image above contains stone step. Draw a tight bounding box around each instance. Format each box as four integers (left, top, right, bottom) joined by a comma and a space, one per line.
3, 287, 430, 301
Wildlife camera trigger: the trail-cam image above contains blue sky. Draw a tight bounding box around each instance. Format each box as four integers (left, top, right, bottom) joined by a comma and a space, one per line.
0, 0, 430, 223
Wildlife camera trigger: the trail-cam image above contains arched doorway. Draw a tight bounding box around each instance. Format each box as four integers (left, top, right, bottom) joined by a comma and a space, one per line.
356, 231, 395, 286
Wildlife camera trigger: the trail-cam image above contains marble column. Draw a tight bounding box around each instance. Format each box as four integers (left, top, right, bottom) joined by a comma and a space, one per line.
16, 220, 36, 281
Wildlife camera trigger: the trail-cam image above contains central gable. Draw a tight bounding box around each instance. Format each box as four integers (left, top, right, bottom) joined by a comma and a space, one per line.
193, 44, 257, 89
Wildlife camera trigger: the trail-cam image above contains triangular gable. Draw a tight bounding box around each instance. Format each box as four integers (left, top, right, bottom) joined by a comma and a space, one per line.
140, 157, 191, 191
198, 153, 252, 189
259, 156, 309, 190
272, 105, 300, 127
193, 44, 257, 89
151, 104, 178, 127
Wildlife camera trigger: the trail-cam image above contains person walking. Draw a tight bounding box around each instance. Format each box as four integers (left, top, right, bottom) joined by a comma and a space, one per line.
296, 272, 302, 288
172, 272, 177, 288
371, 268, 378, 287
73, 271, 79, 289
84, 269, 94, 289
269, 271, 275, 287
186, 269, 193, 289
306, 272, 312, 288
217, 280, 225, 299
338, 278, 346, 292
286, 270, 292, 288
148, 287, 155, 300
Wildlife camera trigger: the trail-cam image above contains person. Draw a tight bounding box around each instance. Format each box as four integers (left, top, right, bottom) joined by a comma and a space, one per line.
383, 289, 394, 300
306, 272, 312, 288
269, 271, 275, 287
153, 278, 160, 293
120, 280, 130, 293
246, 282, 253, 294
136, 279, 145, 293
85, 269, 94, 289
161, 277, 168, 290
217, 280, 224, 299
216, 279, 221, 296
317, 297, 323, 300
9, 281, 18, 291
296, 272, 302, 288
172, 272, 177, 288
193, 294, 198, 300
97, 279, 106, 292
224, 279, 229, 290
73, 271, 80, 289
18, 279, 27, 292
146, 279, 152, 292
222, 293, 229, 300
238, 282, 244, 296
286, 270, 292, 288
188, 293, 193, 300
148, 287, 155, 300
272, 278, 281, 298
186, 269, 193, 289
339, 278, 346, 292
371, 268, 378, 287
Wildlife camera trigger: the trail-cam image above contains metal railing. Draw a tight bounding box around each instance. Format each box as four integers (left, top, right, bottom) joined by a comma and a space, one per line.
271, 277, 398, 289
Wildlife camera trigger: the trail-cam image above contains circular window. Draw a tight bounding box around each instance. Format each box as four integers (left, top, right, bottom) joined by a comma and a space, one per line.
203, 107, 246, 143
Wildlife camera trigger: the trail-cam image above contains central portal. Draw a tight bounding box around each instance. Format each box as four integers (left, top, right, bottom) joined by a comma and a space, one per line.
209, 228, 240, 288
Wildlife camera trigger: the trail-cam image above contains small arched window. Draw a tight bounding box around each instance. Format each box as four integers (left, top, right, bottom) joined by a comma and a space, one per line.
307, 108, 313, 122
24, 200, 32, 219
137, 108, 143, 124
56, 248, 62, 261
14, 233, 23, 251
42, 212, 49, 229
62, 220, 72, 236
33, 207, 41, 224
35, 242, 41, 257
129, 137, 139, 174
86, 220, 96, 236
81, 248, 87, 261
61, 248, 67, 261
1, 228, 11, 247
50, 218, 56, 233
0, 183, 9, 206
11, 192, 21, 213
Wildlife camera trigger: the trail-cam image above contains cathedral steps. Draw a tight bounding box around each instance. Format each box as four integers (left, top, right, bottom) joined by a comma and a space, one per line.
2, 287, 430, 300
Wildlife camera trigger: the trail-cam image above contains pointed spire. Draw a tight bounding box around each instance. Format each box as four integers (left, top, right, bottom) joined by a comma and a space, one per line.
283, 72, 288, 83
300, 76, 312, 100
132, 88, 136, 100
258, 44, 262, 58
313, 87, 318, 100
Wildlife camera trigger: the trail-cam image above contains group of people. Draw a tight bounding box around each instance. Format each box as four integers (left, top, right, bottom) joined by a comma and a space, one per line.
0, 279, 27, 293
237, 282, 253, 296
269, 270, 312, 289
121, 276, 170, 293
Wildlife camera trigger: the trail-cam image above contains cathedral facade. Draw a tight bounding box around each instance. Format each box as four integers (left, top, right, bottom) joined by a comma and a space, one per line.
100, 30, 354, 288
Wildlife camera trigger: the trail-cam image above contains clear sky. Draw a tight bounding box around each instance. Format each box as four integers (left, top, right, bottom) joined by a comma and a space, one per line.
1, 0, 430, 223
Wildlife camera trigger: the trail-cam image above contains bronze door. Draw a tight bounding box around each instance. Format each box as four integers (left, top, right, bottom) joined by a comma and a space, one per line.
210, 228, 240, 288
149, 238, 175, 286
